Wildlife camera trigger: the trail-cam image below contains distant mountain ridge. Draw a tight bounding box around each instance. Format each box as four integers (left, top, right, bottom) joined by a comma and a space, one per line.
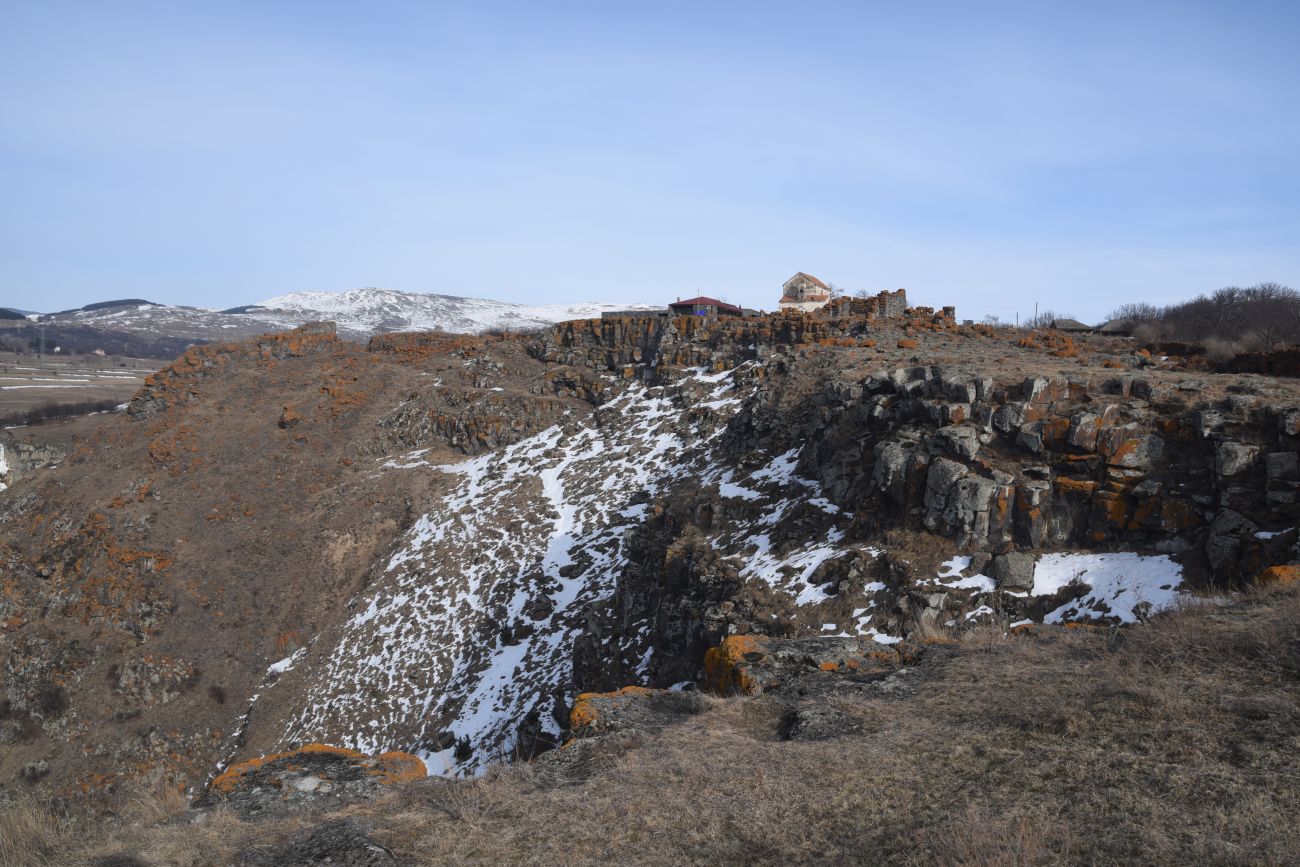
13, 288, 663, 349
257, 287, 662, 336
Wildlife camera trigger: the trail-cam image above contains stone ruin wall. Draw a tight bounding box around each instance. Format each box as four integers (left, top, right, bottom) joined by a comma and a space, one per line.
530, 287, 965, 377
827, 288, 909, 320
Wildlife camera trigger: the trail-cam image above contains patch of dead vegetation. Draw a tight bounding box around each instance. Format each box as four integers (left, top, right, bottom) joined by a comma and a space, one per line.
8, 586, 1298, 865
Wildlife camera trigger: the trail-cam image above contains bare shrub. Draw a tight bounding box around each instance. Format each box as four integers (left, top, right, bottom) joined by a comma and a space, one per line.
1204, 336, 1243, 362
1131, 320, 1167, 344
1022, 309, 1075, 330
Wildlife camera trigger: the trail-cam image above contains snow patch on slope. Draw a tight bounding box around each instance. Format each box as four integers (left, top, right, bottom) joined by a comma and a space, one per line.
280, 364, 888, 776
283, 368, 749, 775
1032, 552, 1184, 624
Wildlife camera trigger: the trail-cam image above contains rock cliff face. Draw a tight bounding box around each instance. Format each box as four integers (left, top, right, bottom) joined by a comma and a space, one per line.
3, 310, 1299, 808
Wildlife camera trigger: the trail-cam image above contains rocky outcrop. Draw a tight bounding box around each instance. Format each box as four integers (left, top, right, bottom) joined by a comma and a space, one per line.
768, 366, 1300, 584
701, 635, 925, 697
567, 686, 706, 739
199, 744, 424, 816
528, 302, 960, 381
0, 431, 66, 490
129, 323, 342, 418
237, 819, 397, 866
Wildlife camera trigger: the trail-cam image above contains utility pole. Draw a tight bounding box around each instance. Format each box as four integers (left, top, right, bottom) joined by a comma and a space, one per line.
1034, 302, 1038, 325
38, 324, 45, 359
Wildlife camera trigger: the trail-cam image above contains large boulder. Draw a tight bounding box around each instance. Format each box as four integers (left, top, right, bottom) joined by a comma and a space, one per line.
935, 425, 981, 459
701, 635, 918, 698
1099, 427, 1164, 469
873, 440, 913, 502
1206, 509, 1259, 574
568, 686, 705, 739
778, 704, 862, 741
1068, 406, 1119, 451
923, 458, 969, 531
991, 551, 1036, 592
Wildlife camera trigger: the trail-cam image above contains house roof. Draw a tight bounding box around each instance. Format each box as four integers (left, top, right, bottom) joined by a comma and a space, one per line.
1049, 318, 1093, 331
1099, 318, 1134, 333
784, 271, 829, 291
670, 296, 742, 313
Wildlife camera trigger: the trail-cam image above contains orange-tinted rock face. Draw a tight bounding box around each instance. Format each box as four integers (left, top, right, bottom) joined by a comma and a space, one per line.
1255, 565, 1300, 587
569, 685, 655, 731
702, 634, 770, 695
208, 743, 424, 794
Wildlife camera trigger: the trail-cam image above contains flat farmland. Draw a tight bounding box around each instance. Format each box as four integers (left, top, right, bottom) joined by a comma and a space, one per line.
0, 352, 156, 420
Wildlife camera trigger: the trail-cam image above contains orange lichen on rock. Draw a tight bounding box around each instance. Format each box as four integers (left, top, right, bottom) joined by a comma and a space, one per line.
1255, 565, 1300, 587
702, 634, 769, 695
209, 744, 365, 793
369, 751, 427, 784
1054, 476, 1099, 496
569, 685, 654, 731
897, 338, 918, 349
278, 404, 303, 428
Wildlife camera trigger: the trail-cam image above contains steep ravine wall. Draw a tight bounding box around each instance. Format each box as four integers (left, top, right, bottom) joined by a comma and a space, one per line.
572, 358, 1300, 694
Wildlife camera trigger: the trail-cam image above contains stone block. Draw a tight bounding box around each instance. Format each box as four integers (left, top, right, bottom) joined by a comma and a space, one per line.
1216, 441, 1259, 477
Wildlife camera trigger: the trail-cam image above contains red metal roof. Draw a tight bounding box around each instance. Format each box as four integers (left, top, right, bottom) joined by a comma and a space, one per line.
670, 296, 743, 313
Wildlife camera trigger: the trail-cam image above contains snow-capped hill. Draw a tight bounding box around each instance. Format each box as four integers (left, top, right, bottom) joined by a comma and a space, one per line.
257, 287, 661, 336
35, 287, 661, 346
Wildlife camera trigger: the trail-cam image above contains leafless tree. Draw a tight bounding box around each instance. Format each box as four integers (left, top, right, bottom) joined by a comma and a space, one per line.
1023, 310, 1076, 330
1104, 302, 1162, 323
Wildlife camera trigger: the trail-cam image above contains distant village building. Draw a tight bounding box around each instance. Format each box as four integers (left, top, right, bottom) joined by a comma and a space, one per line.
1098, 318, 1135, 336
1049, 318, 1093, 333
668, 296, 745, 318
779, 272, 833, 313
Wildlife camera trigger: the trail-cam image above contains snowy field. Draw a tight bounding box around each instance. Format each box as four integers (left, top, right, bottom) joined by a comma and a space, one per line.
0, 353, 149, 418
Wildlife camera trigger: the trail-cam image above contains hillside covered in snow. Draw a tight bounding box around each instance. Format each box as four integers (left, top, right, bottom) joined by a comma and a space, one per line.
21, 288, 662, 346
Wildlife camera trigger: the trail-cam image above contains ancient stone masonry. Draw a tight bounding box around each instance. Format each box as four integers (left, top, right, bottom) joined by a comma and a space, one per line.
818, 289, 909, 321
779, 272, 833, 312
530, 293, 920, 381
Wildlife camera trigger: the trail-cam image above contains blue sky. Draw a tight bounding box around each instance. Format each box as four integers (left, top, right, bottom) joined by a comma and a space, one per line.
2, 1, 1297, 321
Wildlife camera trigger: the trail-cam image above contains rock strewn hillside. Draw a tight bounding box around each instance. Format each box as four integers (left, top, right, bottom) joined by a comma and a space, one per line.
2, 306, 1300, 810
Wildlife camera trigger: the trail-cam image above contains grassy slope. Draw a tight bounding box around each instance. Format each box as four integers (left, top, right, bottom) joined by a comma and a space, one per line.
7, 586, 1298, 866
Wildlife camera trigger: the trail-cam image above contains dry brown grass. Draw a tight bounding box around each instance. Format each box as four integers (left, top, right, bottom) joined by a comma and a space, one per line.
10, 588, 1300, 865
0, 800, 71, 867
